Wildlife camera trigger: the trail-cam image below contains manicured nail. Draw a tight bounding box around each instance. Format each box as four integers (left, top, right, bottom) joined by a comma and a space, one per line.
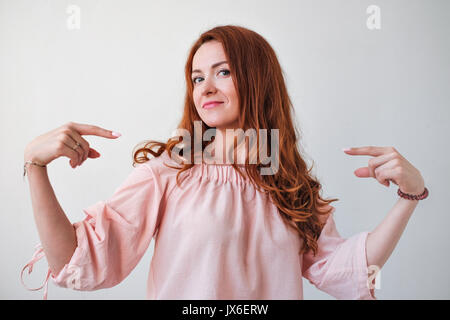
112, 131, 122, 137
342, 147, 352, 152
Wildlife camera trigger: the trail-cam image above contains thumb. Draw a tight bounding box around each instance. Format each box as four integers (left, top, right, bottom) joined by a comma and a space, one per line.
354, 167, 371, 178
88, 148, 101, 158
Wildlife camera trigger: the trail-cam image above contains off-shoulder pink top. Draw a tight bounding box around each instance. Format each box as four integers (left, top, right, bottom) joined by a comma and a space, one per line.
21, 150, 376, 300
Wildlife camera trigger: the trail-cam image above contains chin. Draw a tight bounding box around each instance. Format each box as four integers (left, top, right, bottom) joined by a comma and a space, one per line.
205, 122, 225, 129
207, 121, 238, 130
200, 118, 225, 128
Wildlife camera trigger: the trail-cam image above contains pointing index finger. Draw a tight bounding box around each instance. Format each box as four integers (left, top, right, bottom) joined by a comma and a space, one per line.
70, 122, 121, 138
342, 146, 387, 157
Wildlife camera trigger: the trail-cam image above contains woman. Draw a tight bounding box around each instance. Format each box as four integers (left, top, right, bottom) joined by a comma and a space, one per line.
21, 25, 427, 300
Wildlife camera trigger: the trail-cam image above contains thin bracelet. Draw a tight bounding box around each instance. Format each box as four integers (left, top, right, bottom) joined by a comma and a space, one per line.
23, 161, 46, 181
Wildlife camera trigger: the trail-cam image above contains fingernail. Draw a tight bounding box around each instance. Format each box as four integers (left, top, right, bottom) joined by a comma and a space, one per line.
112, 131, 122, 137
342, 147, 352, 152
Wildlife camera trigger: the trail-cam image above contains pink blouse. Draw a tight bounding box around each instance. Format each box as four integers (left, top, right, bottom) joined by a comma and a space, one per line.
21, 150, 376, 300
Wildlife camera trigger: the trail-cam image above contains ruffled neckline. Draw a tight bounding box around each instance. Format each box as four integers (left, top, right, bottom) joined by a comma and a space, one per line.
157, 150, 253, 186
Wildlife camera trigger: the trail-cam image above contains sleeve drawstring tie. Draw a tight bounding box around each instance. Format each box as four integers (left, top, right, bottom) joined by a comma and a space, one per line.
20, 244, 51, 300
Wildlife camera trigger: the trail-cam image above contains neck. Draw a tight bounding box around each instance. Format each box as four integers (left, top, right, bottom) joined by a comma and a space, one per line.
207, 128, 247, 165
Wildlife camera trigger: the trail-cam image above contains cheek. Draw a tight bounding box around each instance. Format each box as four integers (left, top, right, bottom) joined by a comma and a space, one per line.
223, 83, 238, 106
193, 89, 201, 109
228, 89, 239, 113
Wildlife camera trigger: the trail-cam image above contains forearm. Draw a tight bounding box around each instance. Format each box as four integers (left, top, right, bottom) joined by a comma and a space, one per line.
365, 197, 419, 269
26, 164, 77, 276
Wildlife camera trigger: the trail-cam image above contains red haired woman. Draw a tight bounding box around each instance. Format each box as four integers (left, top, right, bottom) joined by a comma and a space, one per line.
22, 25, 427, 300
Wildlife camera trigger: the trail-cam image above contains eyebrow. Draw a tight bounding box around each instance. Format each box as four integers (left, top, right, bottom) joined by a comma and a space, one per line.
191, 61, 228, 74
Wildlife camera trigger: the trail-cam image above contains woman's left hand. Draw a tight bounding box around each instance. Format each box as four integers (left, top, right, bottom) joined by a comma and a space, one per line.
343, 146, 425, 196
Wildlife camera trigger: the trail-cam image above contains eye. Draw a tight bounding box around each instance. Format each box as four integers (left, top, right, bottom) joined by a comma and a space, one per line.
192, 76, 203, 84
192, 69, 230, 85
218, 69, 230, 76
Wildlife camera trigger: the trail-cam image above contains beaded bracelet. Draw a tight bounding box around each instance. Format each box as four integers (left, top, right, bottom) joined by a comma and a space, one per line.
397, 187, 429, 201
23, 161, 47, 181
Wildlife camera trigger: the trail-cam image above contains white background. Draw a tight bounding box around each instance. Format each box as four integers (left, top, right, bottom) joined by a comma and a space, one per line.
1, 0, 449, 299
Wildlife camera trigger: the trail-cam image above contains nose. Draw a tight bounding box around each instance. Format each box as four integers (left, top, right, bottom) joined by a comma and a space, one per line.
201, 75, 217, 96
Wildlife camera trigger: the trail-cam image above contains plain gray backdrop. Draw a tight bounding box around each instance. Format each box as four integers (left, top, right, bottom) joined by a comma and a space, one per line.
1, 0, 449, 299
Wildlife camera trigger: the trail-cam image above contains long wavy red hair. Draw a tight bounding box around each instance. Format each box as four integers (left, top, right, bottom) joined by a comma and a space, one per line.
132, 25, 338, 256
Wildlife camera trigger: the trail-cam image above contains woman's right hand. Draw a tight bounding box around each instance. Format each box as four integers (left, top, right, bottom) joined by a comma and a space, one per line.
24, 122, 122, 168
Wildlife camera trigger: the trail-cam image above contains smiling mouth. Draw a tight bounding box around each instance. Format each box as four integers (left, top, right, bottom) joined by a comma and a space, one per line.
203, 102, 224, 109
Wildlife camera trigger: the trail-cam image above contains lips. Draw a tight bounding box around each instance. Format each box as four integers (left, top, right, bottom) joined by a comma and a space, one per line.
202, 101, 223, 109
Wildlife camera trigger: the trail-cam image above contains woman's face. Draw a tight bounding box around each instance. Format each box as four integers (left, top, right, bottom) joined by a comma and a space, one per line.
191, 40, 240, 130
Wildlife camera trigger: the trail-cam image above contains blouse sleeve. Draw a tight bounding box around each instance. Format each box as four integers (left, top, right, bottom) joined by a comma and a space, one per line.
21, 162, 164, 298
301, 205, 377, 300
